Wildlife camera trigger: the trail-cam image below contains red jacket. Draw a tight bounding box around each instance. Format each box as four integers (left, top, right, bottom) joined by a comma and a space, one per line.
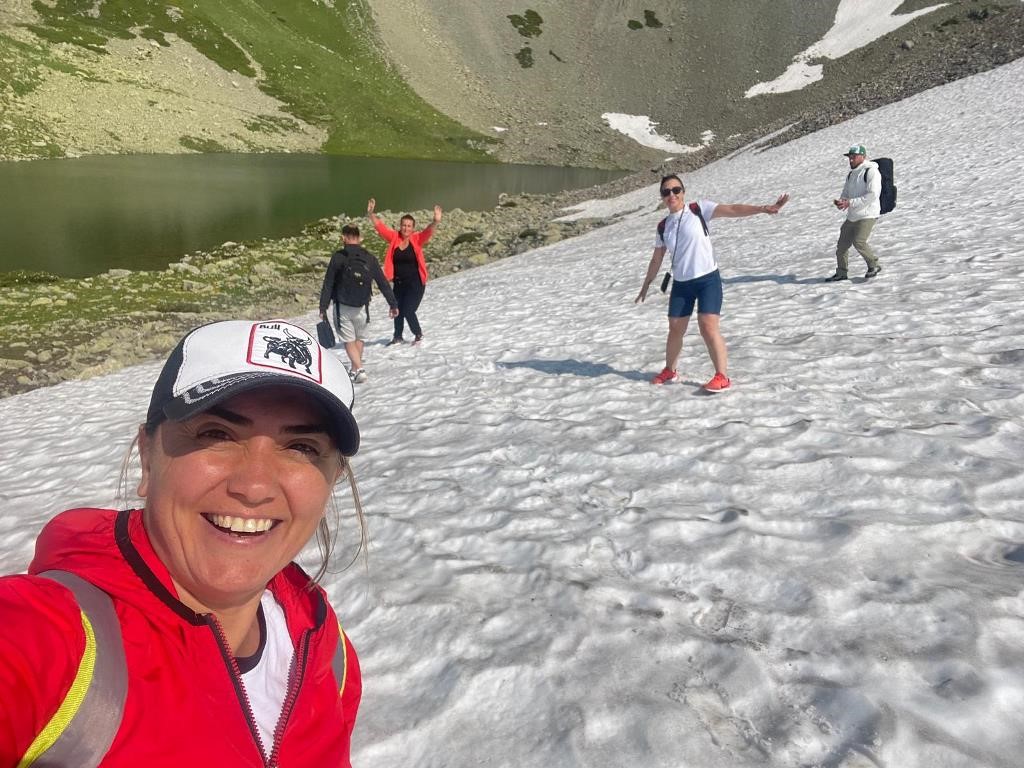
372, 217, 433, 284
0, 508, 361, 767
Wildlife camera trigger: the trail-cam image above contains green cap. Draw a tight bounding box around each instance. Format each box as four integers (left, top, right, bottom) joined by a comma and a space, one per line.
844, 145, 867, 156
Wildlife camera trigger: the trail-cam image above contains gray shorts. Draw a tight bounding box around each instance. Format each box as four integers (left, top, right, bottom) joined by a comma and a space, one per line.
334, 304, 368, 343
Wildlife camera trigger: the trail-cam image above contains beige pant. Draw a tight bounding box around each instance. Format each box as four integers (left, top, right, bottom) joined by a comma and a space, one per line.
835, 218, 879, 276
334, 303, 368, 343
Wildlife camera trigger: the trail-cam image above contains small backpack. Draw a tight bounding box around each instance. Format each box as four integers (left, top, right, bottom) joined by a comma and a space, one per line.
335, 248, 374, 308
873, 157, 897, 214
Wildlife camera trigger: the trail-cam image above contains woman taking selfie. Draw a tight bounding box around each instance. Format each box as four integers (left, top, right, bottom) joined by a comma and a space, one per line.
0, 319, 364, 767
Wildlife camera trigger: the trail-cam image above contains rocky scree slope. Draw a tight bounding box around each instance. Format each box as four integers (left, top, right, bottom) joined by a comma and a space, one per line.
371, 0, 1024, 169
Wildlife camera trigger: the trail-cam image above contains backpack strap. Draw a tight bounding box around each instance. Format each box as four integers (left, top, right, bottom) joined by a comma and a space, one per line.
688, 202, 709, 236
20, 571, 127, 768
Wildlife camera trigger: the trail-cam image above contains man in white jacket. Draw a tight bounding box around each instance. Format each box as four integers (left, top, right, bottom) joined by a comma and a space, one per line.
826, 144, 883, 282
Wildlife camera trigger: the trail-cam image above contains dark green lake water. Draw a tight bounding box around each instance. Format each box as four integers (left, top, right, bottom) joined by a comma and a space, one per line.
0, 154, 624, 277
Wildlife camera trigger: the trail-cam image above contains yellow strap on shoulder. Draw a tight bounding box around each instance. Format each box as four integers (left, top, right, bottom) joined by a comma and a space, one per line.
335, 620, 349, 697
17, 610, 97, 768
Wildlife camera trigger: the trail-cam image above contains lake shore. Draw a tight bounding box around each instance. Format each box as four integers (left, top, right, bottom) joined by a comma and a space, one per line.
0, 188, 627, 398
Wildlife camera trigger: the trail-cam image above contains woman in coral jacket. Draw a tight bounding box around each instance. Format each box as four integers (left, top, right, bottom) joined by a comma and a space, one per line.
0, 319, 364, 767
367, 196, 442, 346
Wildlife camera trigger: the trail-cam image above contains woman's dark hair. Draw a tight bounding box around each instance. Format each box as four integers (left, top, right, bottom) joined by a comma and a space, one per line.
660, 174, 685, 192
400, 214, 416, 226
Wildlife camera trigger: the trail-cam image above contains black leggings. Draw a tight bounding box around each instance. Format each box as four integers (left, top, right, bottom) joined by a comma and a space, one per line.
393, 279, 425, 339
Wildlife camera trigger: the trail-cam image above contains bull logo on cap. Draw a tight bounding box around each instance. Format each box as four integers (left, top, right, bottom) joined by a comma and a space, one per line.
263, 328, 313, 374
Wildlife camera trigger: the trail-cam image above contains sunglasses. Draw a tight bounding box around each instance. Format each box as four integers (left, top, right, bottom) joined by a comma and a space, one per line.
660, 186, 683, 197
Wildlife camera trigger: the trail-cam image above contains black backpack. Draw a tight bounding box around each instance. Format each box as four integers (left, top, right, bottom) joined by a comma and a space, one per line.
873, 157, 897, 214
334, 248, 374, 307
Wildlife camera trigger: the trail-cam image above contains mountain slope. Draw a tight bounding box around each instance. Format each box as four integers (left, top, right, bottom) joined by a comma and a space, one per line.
1, 1, 1022, 166
0, 0, 491, 161
371, 0, 1024, 168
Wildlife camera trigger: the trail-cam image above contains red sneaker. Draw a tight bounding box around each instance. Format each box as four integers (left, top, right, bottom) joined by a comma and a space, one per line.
704, 372, 731, 392
652, 367, 678, 385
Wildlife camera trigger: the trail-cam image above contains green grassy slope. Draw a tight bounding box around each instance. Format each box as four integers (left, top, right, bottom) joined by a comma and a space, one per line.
13, 0, 493, 161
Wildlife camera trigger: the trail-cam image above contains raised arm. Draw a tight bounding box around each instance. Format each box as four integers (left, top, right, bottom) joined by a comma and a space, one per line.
418, 205, 443, 245
712, 193, 790, 219
367, 198, 397, 240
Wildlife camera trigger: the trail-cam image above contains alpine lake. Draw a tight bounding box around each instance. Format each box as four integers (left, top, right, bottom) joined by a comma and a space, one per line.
0, 153, 626, 397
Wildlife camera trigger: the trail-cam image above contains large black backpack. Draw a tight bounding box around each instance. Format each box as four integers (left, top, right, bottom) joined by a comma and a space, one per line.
873, 157, 897, 214
334, 248, 374, 307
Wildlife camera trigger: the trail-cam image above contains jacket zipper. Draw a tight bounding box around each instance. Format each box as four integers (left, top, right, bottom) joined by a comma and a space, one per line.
206, 614, 270, 767
266, 629, 312, 768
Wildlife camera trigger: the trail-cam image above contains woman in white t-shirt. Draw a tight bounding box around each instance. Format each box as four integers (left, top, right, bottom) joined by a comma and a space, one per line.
635, 174, 789, 391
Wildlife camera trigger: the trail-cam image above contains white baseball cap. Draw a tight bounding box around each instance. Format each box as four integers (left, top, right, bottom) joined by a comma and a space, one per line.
145, 319, 359, 455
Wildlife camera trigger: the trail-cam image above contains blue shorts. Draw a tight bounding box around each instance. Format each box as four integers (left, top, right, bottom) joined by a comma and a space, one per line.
668, 270, 723, 317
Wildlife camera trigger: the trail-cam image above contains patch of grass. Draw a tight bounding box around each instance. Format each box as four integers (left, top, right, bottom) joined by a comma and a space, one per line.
242, 113, 300, 135
628, 11, 664, 30
644, 11, 663, 28
11, 0, 494, 162
508, 10, 543, 38
180, 135, 229, 152
0, 33, 47, 96
515, 46, 534, 68
0, 270, 61, 288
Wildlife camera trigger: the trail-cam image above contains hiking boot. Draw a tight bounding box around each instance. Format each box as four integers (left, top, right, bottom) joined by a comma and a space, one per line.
350, 368, 367, 384
651, 367, 678, 385
386, 337, 404, 347
824, 272, 848, 282
704, 372, 731, 392
865, 265, 882, 279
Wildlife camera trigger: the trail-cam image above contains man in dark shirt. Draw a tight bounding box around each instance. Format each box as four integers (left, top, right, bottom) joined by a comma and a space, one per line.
319, 224, 398, 383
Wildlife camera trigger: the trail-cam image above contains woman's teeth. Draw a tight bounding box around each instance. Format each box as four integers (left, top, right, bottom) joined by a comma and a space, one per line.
208, 515, 275, 533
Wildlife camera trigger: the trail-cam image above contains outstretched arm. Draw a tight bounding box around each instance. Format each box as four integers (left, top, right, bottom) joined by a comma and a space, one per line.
712, 193, 789, 219
635, 246, 667, 304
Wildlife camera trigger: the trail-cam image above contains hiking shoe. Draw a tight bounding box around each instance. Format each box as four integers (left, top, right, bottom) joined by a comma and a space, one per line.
652, 367, 678, 385
412, 335, 424, 346
386, 337, 404, 346
350, 368, 367, 384
824, 272, 848, 282
704, 372, 731, 392
865, 265, 882, 279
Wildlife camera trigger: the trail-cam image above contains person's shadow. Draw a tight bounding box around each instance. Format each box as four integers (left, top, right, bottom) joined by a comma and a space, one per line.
723, 273, 824, 285
498, 359, 649, 382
